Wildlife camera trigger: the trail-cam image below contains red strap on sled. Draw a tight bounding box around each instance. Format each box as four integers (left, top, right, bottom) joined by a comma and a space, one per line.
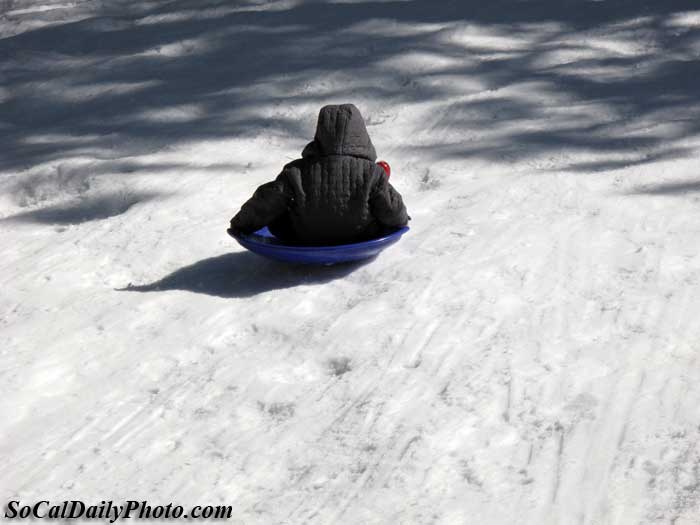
377, 160, 391, 179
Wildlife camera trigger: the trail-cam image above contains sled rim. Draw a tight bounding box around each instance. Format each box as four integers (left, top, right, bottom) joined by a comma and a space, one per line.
227, 226, 409, 251
227, 226, 409, 264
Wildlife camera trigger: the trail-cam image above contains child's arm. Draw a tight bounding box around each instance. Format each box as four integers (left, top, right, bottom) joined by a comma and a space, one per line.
229, 175, 291, 234
369, 173, 409, 228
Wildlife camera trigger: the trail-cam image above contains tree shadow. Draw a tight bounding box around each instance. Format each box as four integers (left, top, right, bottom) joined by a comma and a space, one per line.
2, 0, 700, 180
563, 148, 694, 174
628, 180, 700, 196
117, 251, 371, 298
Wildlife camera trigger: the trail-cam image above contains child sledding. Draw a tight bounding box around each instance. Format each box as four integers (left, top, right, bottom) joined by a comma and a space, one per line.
228, 104, 409, 264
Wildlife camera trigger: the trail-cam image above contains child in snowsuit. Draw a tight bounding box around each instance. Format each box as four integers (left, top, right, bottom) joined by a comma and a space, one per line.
229, 104, 409, 245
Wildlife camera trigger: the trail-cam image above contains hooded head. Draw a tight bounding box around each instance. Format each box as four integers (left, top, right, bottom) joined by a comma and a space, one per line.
302, 104, 377, 161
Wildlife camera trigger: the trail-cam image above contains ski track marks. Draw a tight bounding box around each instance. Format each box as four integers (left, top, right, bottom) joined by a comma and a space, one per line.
3, 1, 700, 524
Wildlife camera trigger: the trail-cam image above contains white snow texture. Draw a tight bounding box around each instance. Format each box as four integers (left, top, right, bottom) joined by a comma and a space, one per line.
3, 0, 700, 524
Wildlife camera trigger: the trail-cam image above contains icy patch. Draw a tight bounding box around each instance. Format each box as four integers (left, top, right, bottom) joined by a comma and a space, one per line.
342, 19, 445, 37
439, 24, 534, 52
21, 134, 104, 145
14, 79, 161, 105
667, 11, 700, 29
6, 4, 74, 16
379, 52, 464, 74
62, 80, 161, 102
138, 37, 213, 58
587, 37, 653, 57
139, 104, 206, 123
135, 11, 201, 25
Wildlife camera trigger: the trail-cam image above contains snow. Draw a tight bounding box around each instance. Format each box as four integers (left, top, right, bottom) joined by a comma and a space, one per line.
2, 1, 700, 523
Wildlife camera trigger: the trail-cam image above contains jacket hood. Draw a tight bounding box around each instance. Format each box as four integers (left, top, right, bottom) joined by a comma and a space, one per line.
302, 104, 377, 161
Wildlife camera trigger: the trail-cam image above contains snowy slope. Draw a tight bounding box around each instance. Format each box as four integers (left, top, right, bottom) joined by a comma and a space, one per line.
3, 1, 700, 523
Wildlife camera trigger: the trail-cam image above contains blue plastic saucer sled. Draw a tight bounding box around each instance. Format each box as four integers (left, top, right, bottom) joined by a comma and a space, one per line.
228, 226, 409, 265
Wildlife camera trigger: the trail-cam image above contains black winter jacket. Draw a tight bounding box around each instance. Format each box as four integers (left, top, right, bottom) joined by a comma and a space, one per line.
229, 104, 409, 245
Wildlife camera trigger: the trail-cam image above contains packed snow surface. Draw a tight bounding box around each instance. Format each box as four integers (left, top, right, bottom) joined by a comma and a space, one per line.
3, 1, 700, 523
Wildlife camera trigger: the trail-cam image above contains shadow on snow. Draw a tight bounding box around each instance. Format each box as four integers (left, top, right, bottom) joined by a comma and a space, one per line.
2, 0, 700, 179
118, 250, 371, 298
